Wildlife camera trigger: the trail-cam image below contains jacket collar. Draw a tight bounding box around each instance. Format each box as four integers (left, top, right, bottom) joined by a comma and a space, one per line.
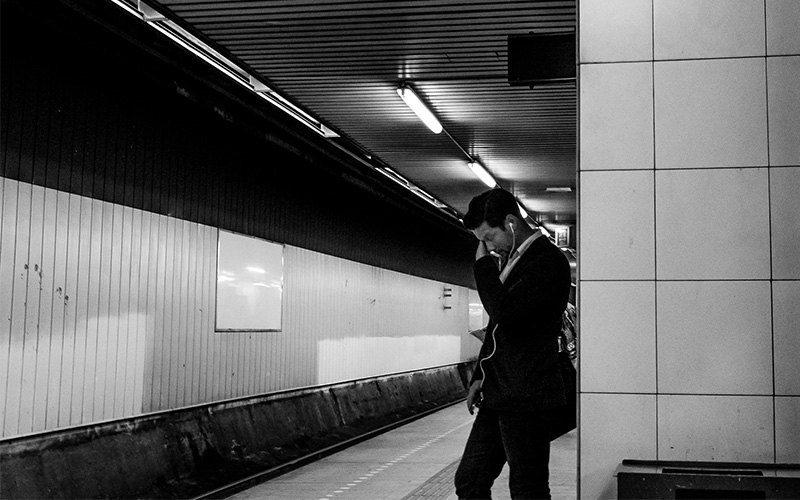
499, 229, 543, 283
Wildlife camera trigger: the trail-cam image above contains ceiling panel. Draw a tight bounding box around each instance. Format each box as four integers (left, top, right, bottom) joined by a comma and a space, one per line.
154, 0, 577, 223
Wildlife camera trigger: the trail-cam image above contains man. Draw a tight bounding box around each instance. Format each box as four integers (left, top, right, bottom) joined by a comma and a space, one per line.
454, 188, 571, 500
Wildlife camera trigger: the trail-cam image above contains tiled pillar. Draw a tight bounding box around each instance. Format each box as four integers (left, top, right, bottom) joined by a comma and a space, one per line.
577, 1, 800, 497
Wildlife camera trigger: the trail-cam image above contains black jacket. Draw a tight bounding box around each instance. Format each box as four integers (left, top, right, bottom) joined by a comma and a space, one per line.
470, 236, 571, 412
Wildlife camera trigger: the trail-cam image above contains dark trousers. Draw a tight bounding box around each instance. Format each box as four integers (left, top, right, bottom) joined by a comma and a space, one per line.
454, 406, 554, 500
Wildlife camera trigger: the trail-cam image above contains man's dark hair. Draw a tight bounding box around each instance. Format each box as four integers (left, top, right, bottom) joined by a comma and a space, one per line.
462, 188, 522, 230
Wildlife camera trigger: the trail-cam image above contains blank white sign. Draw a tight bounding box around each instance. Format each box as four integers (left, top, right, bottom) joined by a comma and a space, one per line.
216, 230, 283, 331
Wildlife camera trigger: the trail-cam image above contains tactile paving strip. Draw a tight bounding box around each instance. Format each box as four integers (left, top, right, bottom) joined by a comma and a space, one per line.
400, 459, 461, 500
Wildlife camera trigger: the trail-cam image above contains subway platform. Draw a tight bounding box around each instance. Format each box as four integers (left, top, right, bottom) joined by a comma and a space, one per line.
225, 402, 577, 500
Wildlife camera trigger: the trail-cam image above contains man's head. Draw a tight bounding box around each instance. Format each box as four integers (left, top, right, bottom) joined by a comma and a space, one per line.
463, 189, 527, 260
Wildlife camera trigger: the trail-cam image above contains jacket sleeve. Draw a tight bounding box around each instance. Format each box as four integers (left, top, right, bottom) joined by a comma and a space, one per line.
473, 247, 569, 335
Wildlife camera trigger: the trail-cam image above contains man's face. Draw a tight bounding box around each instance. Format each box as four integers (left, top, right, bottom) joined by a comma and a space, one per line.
472, 221, 513, 260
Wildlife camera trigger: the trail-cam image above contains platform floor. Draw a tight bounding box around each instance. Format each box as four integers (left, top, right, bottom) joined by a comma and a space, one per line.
229, 402, 577, 500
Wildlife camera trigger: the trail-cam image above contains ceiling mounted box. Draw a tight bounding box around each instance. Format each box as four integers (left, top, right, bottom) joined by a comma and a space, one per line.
508, 33, 576, 86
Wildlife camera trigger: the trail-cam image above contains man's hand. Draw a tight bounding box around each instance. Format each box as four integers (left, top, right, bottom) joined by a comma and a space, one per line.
475, 240, 489, 261
466, 380, 483, 415
468, 327, 486, 343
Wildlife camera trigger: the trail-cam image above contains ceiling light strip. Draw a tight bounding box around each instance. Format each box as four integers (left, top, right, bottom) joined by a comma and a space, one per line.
375, 167, 448, 210
467, 162, 497, 189
395, 83, 508, 203
395, 82, 534, 222
149, 19, 250, 86
108, 0, 466, 222
256, 91, 339, 138
107, 0, 337, 138
397, 84, 443, 134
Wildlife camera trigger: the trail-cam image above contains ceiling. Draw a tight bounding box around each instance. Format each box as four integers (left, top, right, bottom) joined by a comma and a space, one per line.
148, 0, 577, 225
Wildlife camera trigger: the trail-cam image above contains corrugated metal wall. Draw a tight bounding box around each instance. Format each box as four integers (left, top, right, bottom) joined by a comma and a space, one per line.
0, 0, 476, 290
0, 0, 484, 440
0, 177, 479, 438
286, 245, 469, 385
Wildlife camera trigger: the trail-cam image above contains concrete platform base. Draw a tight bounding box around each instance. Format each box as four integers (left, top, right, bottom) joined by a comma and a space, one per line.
0, 363, 473, 499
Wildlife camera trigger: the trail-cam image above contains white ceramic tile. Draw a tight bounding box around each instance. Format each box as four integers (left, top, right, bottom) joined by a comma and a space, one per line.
768, 57, 800, 167
776, 397, 800, 463
774, 281, 800, 396
579, 0, 652, 63
654, 0, 765, 60
654, 58, 768, 169
655, 168, 771, 280
767, 0, 800, 55
580, 62, 654, 171
579, 171, 655, 280
580, 394, 656, 500
658, 395, 774, 462
657, 281, 773, 395
771, 168, 800, 279
580, 282, 656, 393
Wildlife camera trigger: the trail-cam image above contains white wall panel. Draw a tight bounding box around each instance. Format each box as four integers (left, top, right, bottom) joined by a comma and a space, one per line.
0, 179, 8, 433
284, 246, 469, 386
45, 189, 69, 429
19, 184, 43, 435
58, 190, 81, 427
33, 187, 57, 433
0, 178, 477, 438
1, 178, 19, 436
0, 184, 154, 435
144, 217, 220, 413
4, 180, 30, 436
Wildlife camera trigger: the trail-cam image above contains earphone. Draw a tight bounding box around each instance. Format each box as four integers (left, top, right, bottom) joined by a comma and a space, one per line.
496, 220, 516, 273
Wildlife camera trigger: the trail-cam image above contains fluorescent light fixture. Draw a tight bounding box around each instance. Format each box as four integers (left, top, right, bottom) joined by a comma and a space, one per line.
468, 162, 497, 188
137, 0, 165, 21
107, 0, 339, 138
546, 186, 573, 193
376, 167, 449, 210
110, 0, 456, 218
397, 84, 443, 134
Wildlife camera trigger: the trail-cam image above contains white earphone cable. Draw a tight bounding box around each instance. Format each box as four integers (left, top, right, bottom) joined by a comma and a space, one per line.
481, 221, 514, 390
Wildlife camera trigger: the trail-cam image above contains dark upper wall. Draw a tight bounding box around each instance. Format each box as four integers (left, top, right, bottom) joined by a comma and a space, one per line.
0, 0, 476, 287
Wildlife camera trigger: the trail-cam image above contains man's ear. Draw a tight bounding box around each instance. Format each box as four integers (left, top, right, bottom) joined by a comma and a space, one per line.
505, 214, 517, 230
